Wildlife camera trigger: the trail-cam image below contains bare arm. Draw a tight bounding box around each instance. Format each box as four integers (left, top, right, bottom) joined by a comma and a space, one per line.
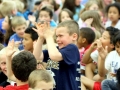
97, 43, 108, 77
6, 40, 17, 81
82, 48, 93, 64
33, 22, 46, 60
46, 36, 63, 61
98, 56, 108, 77
6, 56, 16, 81
82, 41, 97, 64
33, 37, 44, 60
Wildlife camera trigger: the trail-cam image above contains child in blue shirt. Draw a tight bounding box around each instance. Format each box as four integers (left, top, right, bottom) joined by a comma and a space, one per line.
33, 20, 80, 90
9, 16, 27, 50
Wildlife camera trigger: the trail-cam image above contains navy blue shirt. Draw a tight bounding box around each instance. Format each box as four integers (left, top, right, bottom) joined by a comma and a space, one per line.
43, 44, 80, 90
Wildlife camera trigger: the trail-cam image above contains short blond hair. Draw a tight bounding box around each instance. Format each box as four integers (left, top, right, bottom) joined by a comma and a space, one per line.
28, 69, 53, 88
12, 0, 24, 12
11, 16, 27, 28
0, 0, 16, 17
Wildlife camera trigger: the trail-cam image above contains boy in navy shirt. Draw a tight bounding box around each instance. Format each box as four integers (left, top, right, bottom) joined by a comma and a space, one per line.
33, 20, 80, 90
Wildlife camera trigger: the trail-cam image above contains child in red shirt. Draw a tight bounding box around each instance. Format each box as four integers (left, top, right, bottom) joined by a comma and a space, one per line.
77, 27, 95, 75
0, 40, 37, 90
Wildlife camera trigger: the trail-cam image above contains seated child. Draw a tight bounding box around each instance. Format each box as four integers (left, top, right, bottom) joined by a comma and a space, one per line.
28, 69, 54, 90
59, 8, 73, 23
22, 26, 38, 53
83, 27, 119, 81
29, 6, 57, 27
102, 68, 120, 90
0, 40, 37, 90
77, 27, 95, 75
33, 20, 80, 90
9, 16, 27, 50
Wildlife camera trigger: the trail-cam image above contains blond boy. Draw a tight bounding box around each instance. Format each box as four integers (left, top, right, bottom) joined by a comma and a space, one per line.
9, 16, 27, 50
33, 20, 80, 90
28, 69, 54, 90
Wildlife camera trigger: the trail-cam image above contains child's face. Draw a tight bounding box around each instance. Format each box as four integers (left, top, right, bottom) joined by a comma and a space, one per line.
89, 4, 99, 10
115, 42, 120, 56
60, 11, 72, 22
13, 24, 26, 38
77, 36, 85, 48
55, 27, 76, 49
2, 16, 10, 31
23, 33, 33, 52
39, 11, 51, 22
75, 0, 81, 6
99, 31, 111, 48
0, 55, 7, 75
108, 6, 120, 22
34, 81, 53, 90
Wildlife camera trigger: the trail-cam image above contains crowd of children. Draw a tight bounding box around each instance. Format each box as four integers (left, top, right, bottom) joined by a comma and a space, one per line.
0, 0, 120, 90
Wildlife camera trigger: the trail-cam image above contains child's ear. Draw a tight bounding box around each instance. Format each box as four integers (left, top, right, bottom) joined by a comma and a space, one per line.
82, 38, 86, 43
12, 27, 15, 32
72, 33, 78, 40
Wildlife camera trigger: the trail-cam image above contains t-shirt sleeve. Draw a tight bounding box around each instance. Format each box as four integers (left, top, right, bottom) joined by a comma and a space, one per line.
43, 50, 49, 62
90, 50, 99, 63
9, 35, 14, 41
0, 87, 4, 90
59, 44, 79, 65
105, 52, 113, 71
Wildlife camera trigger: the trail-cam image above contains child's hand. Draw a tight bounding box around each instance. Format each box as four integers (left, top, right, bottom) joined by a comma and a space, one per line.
43, 22, 54, 39
14, 41, 21, 48
97, 40, 108, 60
33, 22, 44, 38
6, 40, 16, 58
110, 72, 116, 77
90, 41, 97, 50
84, 18, 93, 27
28, 15, 36, 23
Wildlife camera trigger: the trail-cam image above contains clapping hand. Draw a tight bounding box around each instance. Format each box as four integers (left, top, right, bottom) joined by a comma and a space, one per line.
6, 40, 16, 58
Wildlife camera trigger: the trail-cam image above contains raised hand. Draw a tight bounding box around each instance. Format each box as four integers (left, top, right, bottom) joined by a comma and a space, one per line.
28, 15, 36, 23
42, 22, 54, 39
90, 41, 97, 50
84, 18, 93, 27
33, 22, 45, 38
6, 40, 16, 57
97, 40, 108, 60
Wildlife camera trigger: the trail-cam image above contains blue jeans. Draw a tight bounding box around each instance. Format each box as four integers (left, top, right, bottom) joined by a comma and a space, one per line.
102, 79, 119, 90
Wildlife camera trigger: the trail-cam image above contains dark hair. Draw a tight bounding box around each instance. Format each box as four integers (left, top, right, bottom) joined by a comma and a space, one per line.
80, 27, 95, 44
63, 0, 76, 14
35, 1, 41, 5
116, 68, 120, 87
4, 15, 15, 45
106, 26, 119, 44
106, 2, 120, 15
0, 31, 4, 43
39, 7, 53, 19
12, 51, 37, 82
113, 31, 120, 46
25, 26, 38, 41
59, 8, 73, 23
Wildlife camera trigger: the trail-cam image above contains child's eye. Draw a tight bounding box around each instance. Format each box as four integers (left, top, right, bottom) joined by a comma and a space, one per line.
1, 62, 6, 65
